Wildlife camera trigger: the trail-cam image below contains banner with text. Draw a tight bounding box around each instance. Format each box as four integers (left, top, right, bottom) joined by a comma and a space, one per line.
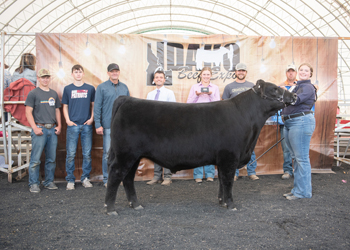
36, 34, 338, 179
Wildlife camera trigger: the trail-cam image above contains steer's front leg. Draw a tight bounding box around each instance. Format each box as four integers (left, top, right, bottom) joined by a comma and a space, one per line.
217, 165, 237, 211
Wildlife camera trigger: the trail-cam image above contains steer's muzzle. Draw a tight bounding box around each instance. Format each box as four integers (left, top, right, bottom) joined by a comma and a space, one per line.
284, 92, 298, 106
291, 93, 298, 105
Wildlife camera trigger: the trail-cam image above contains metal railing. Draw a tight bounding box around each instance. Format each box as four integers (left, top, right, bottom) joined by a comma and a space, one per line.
0, 32, 35, 182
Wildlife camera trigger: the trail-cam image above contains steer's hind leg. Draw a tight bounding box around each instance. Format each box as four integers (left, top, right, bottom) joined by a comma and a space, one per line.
105, 152, 129, 215
105, 170, 122, 215
123, 161, 143, 210
217, 169, 224, 205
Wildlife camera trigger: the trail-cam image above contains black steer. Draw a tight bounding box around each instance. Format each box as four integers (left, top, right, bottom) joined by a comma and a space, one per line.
105, 80, 297, 215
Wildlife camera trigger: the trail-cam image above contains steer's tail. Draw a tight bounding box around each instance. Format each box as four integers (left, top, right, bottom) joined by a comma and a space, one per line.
112, 96, 129, 117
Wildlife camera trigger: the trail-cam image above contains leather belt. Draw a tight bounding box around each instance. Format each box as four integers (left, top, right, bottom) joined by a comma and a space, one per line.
282, 111, 314, 122
36, 123, 55, 129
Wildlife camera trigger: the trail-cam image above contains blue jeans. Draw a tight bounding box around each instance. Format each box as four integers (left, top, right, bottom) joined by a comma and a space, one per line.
193, 165, 215, 179
153, 163, 172, 180
102, 128, 111, 184
235, 151, 257, 176
284, 114, 315, 198
28, 126, 57, 187
65, 125, 93, 183
280, 125, 293, 175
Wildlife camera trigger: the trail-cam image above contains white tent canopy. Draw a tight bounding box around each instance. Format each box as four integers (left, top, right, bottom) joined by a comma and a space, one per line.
1, 0, 349, 36
1, 0, 350, 100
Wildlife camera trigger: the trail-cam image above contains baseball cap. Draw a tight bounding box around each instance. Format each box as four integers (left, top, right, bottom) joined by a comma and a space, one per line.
286, 64, 297, 72
235, 63, 247, 71
108, 63, 120, 72
38, 68, 51, 77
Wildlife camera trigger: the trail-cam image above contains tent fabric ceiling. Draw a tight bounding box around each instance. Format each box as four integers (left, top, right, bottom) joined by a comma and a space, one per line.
1, 0, 350, 99
1, 0, 349, 36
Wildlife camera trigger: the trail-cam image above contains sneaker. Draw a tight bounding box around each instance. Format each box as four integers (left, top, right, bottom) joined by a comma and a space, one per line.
282, 172, 292, 180
82, 178, 93, 188
66, 182, 75, 190
248, 175, 259, 181
195, 178, 202, 183
283, 192, 293, 197
234, 176, 238, 181
161, 178, 172, 186
206, 177, 214, 182
286, 195, 300, 200
104, 183, 108, 188
29, 184, 40, 193
146, 178, 162, 185
45, 182, 58, 190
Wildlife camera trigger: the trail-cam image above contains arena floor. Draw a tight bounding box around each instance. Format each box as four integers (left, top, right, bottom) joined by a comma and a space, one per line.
0, 161, 349, 249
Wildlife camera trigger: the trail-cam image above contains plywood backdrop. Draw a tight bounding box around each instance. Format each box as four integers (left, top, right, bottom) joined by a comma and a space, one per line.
35, 34, 338, 181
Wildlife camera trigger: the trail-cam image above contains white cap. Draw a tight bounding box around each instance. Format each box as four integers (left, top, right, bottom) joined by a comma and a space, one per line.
235, 63, 247, 71
286, 64, 297, 72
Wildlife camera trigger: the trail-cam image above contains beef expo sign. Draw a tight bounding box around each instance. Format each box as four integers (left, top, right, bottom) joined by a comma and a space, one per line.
146, 41, 240, 86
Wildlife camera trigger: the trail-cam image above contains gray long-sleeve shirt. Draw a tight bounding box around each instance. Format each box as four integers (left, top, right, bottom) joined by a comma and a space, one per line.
11, 68, 37, 86
93, 79, 129, 129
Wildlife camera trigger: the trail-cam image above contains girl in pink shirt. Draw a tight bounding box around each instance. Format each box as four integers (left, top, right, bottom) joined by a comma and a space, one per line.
187, 67, 221, 104
186, 67, 220, 183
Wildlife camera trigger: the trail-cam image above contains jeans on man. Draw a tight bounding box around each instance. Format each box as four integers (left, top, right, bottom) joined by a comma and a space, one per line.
280, 125, 293, 176
65, 124, 93, 183
235, 151, 257, 176
102, 128, 111, 184
193, 165, 215, 179
28, 126, 57, 187
153, 163, 172, 180
284, 114, 315, 198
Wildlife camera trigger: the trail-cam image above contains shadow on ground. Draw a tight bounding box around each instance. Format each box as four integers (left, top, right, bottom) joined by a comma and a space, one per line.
1, 161, 349, 249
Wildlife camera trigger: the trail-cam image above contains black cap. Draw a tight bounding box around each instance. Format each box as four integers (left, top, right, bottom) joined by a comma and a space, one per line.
107, 63, 120, 72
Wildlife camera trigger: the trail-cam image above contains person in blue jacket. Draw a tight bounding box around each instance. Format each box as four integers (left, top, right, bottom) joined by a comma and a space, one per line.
282, 63, 317, 200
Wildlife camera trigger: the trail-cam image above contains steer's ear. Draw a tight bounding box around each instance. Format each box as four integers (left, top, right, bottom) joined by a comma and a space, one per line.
256, 79, 265, 87
256, 79, 266, 96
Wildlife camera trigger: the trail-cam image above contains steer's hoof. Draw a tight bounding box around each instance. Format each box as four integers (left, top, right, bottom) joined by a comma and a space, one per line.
134, 205, 144, 210
230, 207, 238, 212
218, 198, 223, 205
221, 203, 228, 208
129, 202, 144, 210
107, 211, 118, 216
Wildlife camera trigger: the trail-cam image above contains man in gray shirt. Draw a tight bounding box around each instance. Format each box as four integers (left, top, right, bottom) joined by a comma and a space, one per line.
25, 69, 62, 193
222, 63, 259, 181
94, 63, 130, 187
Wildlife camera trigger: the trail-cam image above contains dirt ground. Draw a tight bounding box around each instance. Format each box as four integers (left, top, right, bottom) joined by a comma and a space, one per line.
1, 161, 349, 250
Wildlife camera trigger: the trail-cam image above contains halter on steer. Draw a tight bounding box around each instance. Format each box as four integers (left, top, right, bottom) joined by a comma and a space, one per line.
252, 85, 286, 104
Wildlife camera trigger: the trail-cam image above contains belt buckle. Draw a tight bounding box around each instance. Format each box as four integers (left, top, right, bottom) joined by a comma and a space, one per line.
44, 124, 53, 129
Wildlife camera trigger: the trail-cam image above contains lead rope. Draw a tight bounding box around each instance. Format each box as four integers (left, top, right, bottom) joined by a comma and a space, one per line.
247, 137, 284, 167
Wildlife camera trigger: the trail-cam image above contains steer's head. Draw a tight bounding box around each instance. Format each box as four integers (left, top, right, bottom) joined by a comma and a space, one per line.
252, 79, 297, 108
